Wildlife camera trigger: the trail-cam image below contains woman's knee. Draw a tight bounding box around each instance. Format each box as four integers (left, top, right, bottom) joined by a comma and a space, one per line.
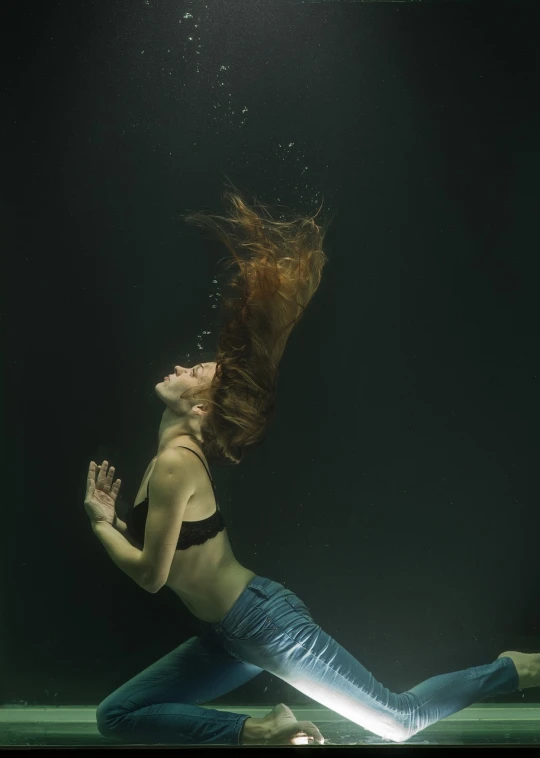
369, 699, 416, 743
95, 697, 120, 737
388, 726, 412, 743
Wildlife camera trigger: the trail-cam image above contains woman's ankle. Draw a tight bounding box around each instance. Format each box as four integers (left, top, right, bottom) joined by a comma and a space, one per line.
240, 717, 270, 745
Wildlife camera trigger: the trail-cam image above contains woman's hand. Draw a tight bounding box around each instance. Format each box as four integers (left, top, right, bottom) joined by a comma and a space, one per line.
84, 460, 122, 526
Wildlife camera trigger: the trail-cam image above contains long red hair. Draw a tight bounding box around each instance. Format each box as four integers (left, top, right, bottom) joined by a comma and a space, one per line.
180, 183, 333, 465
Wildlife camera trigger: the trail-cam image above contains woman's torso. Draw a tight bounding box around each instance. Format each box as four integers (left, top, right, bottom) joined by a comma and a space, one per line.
132, 445, 256, 623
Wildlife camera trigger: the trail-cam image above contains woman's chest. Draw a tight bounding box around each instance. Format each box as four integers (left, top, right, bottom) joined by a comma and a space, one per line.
133, 453, 216, 521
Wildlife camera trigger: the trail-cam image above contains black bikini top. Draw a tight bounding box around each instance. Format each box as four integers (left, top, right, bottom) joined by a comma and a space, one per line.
125, 446, 226, 550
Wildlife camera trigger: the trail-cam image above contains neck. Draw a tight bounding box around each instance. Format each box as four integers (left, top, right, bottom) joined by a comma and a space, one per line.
157, 408, 202, 454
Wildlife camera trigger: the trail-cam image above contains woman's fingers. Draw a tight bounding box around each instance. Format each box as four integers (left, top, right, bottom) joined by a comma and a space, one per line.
97, 460, 109, 482
105, 466, 115, 491
86, 462, 96, 494
94, 460, 117, 491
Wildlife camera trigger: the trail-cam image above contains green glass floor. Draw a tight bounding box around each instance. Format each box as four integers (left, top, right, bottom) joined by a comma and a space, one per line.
1, 703, 539, 747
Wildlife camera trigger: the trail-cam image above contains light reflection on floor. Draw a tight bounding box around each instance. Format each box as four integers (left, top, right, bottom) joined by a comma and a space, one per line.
1, 704, 539, 746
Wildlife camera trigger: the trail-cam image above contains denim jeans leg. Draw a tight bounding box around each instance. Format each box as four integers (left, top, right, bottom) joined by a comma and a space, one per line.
96, 634, 263, 745
210, 576, 520, 743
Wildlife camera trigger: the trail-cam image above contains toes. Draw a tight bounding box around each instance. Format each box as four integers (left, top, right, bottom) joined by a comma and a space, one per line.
296, 720, 324, 742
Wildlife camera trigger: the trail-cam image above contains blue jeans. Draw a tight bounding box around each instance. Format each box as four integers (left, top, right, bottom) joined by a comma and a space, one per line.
96, 575, 519, 745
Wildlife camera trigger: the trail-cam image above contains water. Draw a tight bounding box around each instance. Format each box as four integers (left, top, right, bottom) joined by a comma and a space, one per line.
5, 0, 539, 747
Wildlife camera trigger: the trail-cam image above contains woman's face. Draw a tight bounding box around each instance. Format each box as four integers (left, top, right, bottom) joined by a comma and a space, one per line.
155, 362, 217, 406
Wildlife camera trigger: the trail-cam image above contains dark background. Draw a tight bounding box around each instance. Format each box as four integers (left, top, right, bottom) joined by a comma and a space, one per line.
3, 0, 539, 707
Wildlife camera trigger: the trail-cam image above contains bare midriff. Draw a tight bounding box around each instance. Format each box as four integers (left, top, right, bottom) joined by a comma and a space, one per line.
165, 537, 256, 623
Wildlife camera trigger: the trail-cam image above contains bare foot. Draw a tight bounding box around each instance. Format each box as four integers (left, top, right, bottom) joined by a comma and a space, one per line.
497, 651, 540, 689
262, 703, 325, 745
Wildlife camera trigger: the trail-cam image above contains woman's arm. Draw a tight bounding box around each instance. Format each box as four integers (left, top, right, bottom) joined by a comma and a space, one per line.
113, 515, 143, 550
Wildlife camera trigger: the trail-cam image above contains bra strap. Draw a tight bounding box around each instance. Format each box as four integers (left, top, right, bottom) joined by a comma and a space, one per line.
176, 445, 214, 485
